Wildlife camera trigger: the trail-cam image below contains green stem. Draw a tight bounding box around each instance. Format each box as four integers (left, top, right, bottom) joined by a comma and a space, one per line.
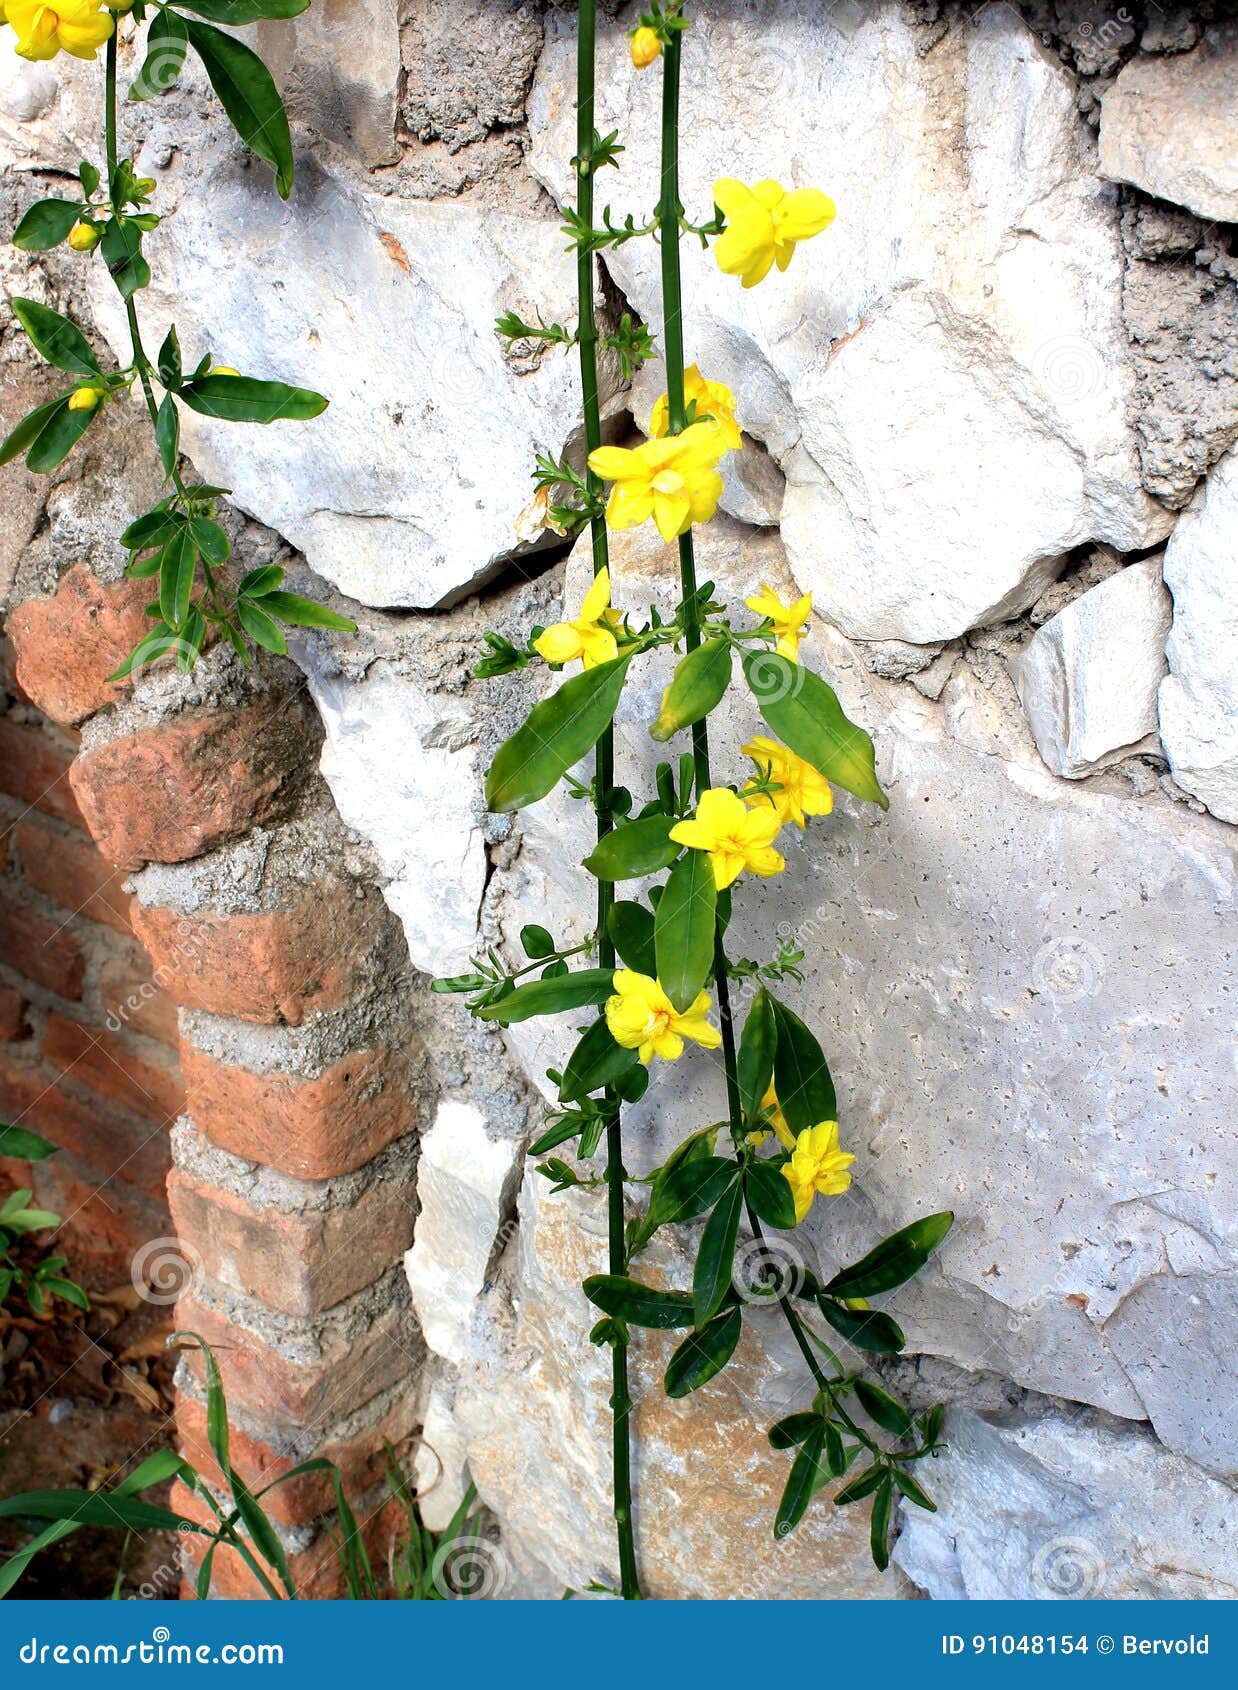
577, 0, 639, 1603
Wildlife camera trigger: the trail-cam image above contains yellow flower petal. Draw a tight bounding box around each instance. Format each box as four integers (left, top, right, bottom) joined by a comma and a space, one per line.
534, 623, 585, 665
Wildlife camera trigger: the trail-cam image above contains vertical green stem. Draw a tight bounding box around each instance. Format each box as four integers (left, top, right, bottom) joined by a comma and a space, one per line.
577, 0, 640, 1602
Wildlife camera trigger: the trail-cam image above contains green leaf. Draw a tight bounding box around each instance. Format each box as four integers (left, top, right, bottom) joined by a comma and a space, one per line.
742, 649, 887, 810
173, 0, 309, 20
583, 814, 678, 882
653, 847, 716, 1013
178, 607, 207, 672
13, 200, 81, 252
853, 1378, 914, 1437
870, 1475, 894, 1571
650, 637, 731, 742
558, 1016, 637, 1103
253, 591, 356, 632
121, 506, 184, 550
768, 1412, 821, 1450
582, 1275, 695, 1330
130, 7, 189, 101
614, 1063, 649, 1104
894, 1469, 937, 1512
0, 1124, 57, 1161
173, 1331, 229, 1473
744, 1159, 797, 1230
157, 324, 182, 390
693, 1179, 742, 1326
184, 20, 295, 199
179, 373, 327, 423
155, 392, 179, 480
231, 1476, 294, 1596
100, 217, 151, 299
24, 397, 96, 474
520, 924, 555, 959
833, 1463, 886, 1507
775, 1421, 826, 1539
816, 1296, 905, 1354
646, 1155, 738, 1230
237, 563, 284, 598
825, 1212, 954, 1299
2, 1207, 60, 1234
237, 598, 287, 654
42, 1276, 90, 1312
0, 1491, 196, 1532
737, 989, 776, 1120
665, 1305, 741, 1398
766, 995, 836, 1137
486, 655, 632, 813
159, 527, 197, 629
79, 161, 100, 197
0, 396, 66, 468
106, 624, 175, 682
11, 299, 99, 377
475, 968, 615, 1025
607, 901, 656, 975
188, 516, 230, 564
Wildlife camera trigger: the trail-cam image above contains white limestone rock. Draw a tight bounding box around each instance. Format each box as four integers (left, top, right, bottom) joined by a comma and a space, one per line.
894, 1403, 1238, 1599
254, 2, 401, 169
1159, 449, 1238, 824
404, 1098, 521, 1367
1014, 557, 1171, 779
1098, 25, 1238, 223
527, 2, 1173, 643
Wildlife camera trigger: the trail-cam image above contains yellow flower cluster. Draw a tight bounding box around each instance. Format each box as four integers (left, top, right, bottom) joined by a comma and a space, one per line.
605, 970, 720, 1065
1, 0, 113, 61
588, 420, 727, 544
713, 178, 836, 289
782, 1120, 855, 1222
533, 566, 621, 670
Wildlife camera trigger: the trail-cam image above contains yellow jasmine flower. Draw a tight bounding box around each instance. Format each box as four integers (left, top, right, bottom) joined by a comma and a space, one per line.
67, 220, 101, 252
742, 735, 833, 829
605, 969, 722, 1065
782, 1121, 855, 1223
3, 0, 114, 62
533, 567, 619, 669
649, 365, 743, 454
744, 582, 811, 661
668, 786, 784, 891
630, 25, 661, 68
588, 422, 727, 543
712, 178, 835, 289
747, 1082, 796, 1150
67, 385, 101, 412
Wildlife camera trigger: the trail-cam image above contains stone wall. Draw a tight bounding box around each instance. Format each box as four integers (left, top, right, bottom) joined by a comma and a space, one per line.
1, 1, 1234, 1599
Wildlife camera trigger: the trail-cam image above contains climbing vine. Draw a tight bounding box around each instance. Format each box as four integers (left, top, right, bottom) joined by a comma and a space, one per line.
443, 0, 954, 1597
0, 0, 354, 674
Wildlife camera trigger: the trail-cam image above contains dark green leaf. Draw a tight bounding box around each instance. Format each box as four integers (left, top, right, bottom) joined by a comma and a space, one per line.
582, 1275, 695, 1330
106, 624, 175, 682
42, 1277, 90, 1312
0, 396, 66, 468
255, 591, 356, 632
179, 373, 328, 423
0, 1124, 57, 1161
654, 847, 716, 1013
693, 1179, 742, 1326
822, 1422, 848, 1478
646, 1155, 737, 1230
607, 900, 656, 975
558, 1016, 637, 1103
769, 995, 835, 1136
854, 1378, 914, 1437
184, 20, 295, 199
737, 989, 776, 1121
178, 607, 207, 672
237, 563, 284, 598
0, 1491, 196, 1532
768, 1411, 821, 1450
774, 1422, 826, 1539
158, 324, 182, 390
13, 200, 81, 252
614, 1063, 649, 1103
870, 1475, 894, 1571
520, 924, 555, 959
159, 527, 197, 629
100, 217, 151, 299
487, 655, 632, 813
130, 7, 189, 102
231, 1477, 293, 1595
744, 1159, 797, 1230
650, 637, 731, 742
155, 392, 179, 480
475, 968, 615, 1025
816, 1296, 905, 1354
24, 398, 96, 475
665, 1305, 741, 1398
894, 1469, 936, 1512
78, 161, 99, 197
173, 0, 309, 20
833, 1463, 886, 1507
825, 1212, 954, 1299
583, 814, 678, 882
121, 507, 183, 550
11, 299, 99, 377
237, 598, 287, 654
742, 649, 887, 810
188, 516, 230, 564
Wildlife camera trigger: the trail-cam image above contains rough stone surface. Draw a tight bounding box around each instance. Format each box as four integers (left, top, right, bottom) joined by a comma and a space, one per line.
528, 2, 1174, 642
256, 2, 402, 169
894, 1400, 1238, 1599
1014, 557, 1171, 778
1098, 25, 1238, 223
1159, 449, 1238, 822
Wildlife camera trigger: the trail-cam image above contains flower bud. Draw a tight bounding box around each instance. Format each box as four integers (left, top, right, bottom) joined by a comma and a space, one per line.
68, 220, 102, 252
630, 26, 661, 69
67, 386, 102, 413
210, 365, 240, 377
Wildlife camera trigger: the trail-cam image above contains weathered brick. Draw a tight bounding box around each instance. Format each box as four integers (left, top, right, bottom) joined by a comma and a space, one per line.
181, 1042, 412, 1180
130, 887, 385, 1026
0, 887, 86, 1000
16, 818, 132, 933
166, 1167, 415, 1316
7, 566, 154, 727
100, 954, 180, 1046
69, 698, 317, 869
0, 715, 85, 826
0, 1051, 172, 1202
173, 1391, 417, 1528
41, 1012, 184, 1123
0, 985, 30, 1042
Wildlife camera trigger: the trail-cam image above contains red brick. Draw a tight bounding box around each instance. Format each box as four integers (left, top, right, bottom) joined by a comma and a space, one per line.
182, 1041, 412, 1180
28, 1149, 171, 1290
0, 715, 85, 826
16, 818, 132, 933
0, 984, 30, 1041
173, 1391, 417, 1529
7, 566, 155, 728
69, 698, 317, 869
166, 1166, 415, 1317
100, 954, 179, 1047
0, 1049, 172, 1202
130, 886, 385, 1026
41, 1012, 184, 1123
0, 886, 86, 999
